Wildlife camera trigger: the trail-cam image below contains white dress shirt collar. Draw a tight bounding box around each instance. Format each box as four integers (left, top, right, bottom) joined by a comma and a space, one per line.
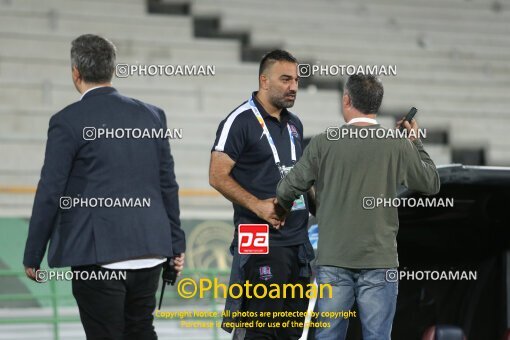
80, 85, 110, 100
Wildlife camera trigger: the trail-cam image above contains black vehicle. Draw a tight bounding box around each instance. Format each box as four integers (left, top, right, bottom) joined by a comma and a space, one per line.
308, 165, 510, 340
394, 165, 510, 340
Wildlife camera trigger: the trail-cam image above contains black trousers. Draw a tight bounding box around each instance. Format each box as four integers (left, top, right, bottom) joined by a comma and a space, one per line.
71, 264, 162, 340
242, 245, 310, 340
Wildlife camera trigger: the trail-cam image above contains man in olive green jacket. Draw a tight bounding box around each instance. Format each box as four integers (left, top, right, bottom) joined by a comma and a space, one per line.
276, 74, 440, 340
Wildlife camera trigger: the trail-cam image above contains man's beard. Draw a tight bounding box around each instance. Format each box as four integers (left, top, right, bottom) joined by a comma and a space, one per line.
269, 91, 296, 109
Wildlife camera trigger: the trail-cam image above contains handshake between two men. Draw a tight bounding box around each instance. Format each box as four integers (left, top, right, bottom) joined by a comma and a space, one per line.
253, 198, 290, 229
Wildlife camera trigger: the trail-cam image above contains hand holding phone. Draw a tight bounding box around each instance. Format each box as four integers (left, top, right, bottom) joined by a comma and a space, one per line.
399, 107, 418, 131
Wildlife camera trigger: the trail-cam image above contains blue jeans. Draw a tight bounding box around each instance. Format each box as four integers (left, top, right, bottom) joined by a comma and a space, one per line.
315, 266, 398, 340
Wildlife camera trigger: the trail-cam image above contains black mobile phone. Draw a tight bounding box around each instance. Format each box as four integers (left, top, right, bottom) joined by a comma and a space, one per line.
399, 107, 418, 131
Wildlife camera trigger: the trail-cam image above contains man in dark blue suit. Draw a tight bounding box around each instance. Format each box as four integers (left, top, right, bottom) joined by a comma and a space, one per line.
22, 34, 185, 339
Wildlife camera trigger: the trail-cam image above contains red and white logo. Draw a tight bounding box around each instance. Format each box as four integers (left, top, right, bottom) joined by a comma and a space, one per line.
238, 224, 269, 254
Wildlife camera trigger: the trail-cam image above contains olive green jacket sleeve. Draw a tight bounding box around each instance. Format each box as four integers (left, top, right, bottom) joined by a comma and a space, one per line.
277, 135, 320, 211
400, 138, 440, 195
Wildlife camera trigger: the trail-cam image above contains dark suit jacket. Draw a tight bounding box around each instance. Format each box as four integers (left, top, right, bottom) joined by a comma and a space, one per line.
23, 87, 185, 268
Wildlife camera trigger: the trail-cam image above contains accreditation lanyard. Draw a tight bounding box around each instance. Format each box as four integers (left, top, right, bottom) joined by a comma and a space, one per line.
346, 117, 379, 125
249, 98, 296, 175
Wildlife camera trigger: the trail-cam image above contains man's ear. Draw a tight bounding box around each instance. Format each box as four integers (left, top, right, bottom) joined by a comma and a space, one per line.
259, 73, 269, 90
342, 92, 351, 109
72, 65, 81, 83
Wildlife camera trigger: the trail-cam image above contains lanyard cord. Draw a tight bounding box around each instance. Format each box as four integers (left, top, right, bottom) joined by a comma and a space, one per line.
249, 98, 296, 166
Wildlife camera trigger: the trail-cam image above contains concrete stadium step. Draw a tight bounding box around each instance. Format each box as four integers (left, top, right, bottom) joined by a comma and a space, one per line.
250, 29, 510, 54
414, 106, 510, 119
371, 69, 510, 85
0, 107, 242, 125
0, 114, 220, 136
196, 2, 510, 36
0, 139, 210, 169
255, 34, 510, 63
364, 0, 510, 7
191, 0, 510, 22
422, 144, 452, 165
1, 0, 147, 17
0, 33, 241, 64
487, 149, 510, 166
0, 59, 259, 89
380, 96, 509, 114
303, 54, 510, 75
189, 0, 510, 17
0, 8, 193, 40
384, 90, 510, 112
287, 46, 509, 69
0, 149, 317, 195
285, 39, 510, 62
415, 116, 510, 165
448, 119, 510, 147
382, 84, 508, 101
0, 80, 194, 110
0, 81, 342, 119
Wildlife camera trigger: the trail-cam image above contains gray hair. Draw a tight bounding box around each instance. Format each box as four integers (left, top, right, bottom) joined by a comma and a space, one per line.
70, 34, 116, 83
345, 74, 384, 114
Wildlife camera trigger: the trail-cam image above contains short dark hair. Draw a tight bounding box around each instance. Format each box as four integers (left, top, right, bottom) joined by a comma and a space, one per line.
345, 74, 384, 114
71, 34, 116, 83
259, 50, 297, 76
